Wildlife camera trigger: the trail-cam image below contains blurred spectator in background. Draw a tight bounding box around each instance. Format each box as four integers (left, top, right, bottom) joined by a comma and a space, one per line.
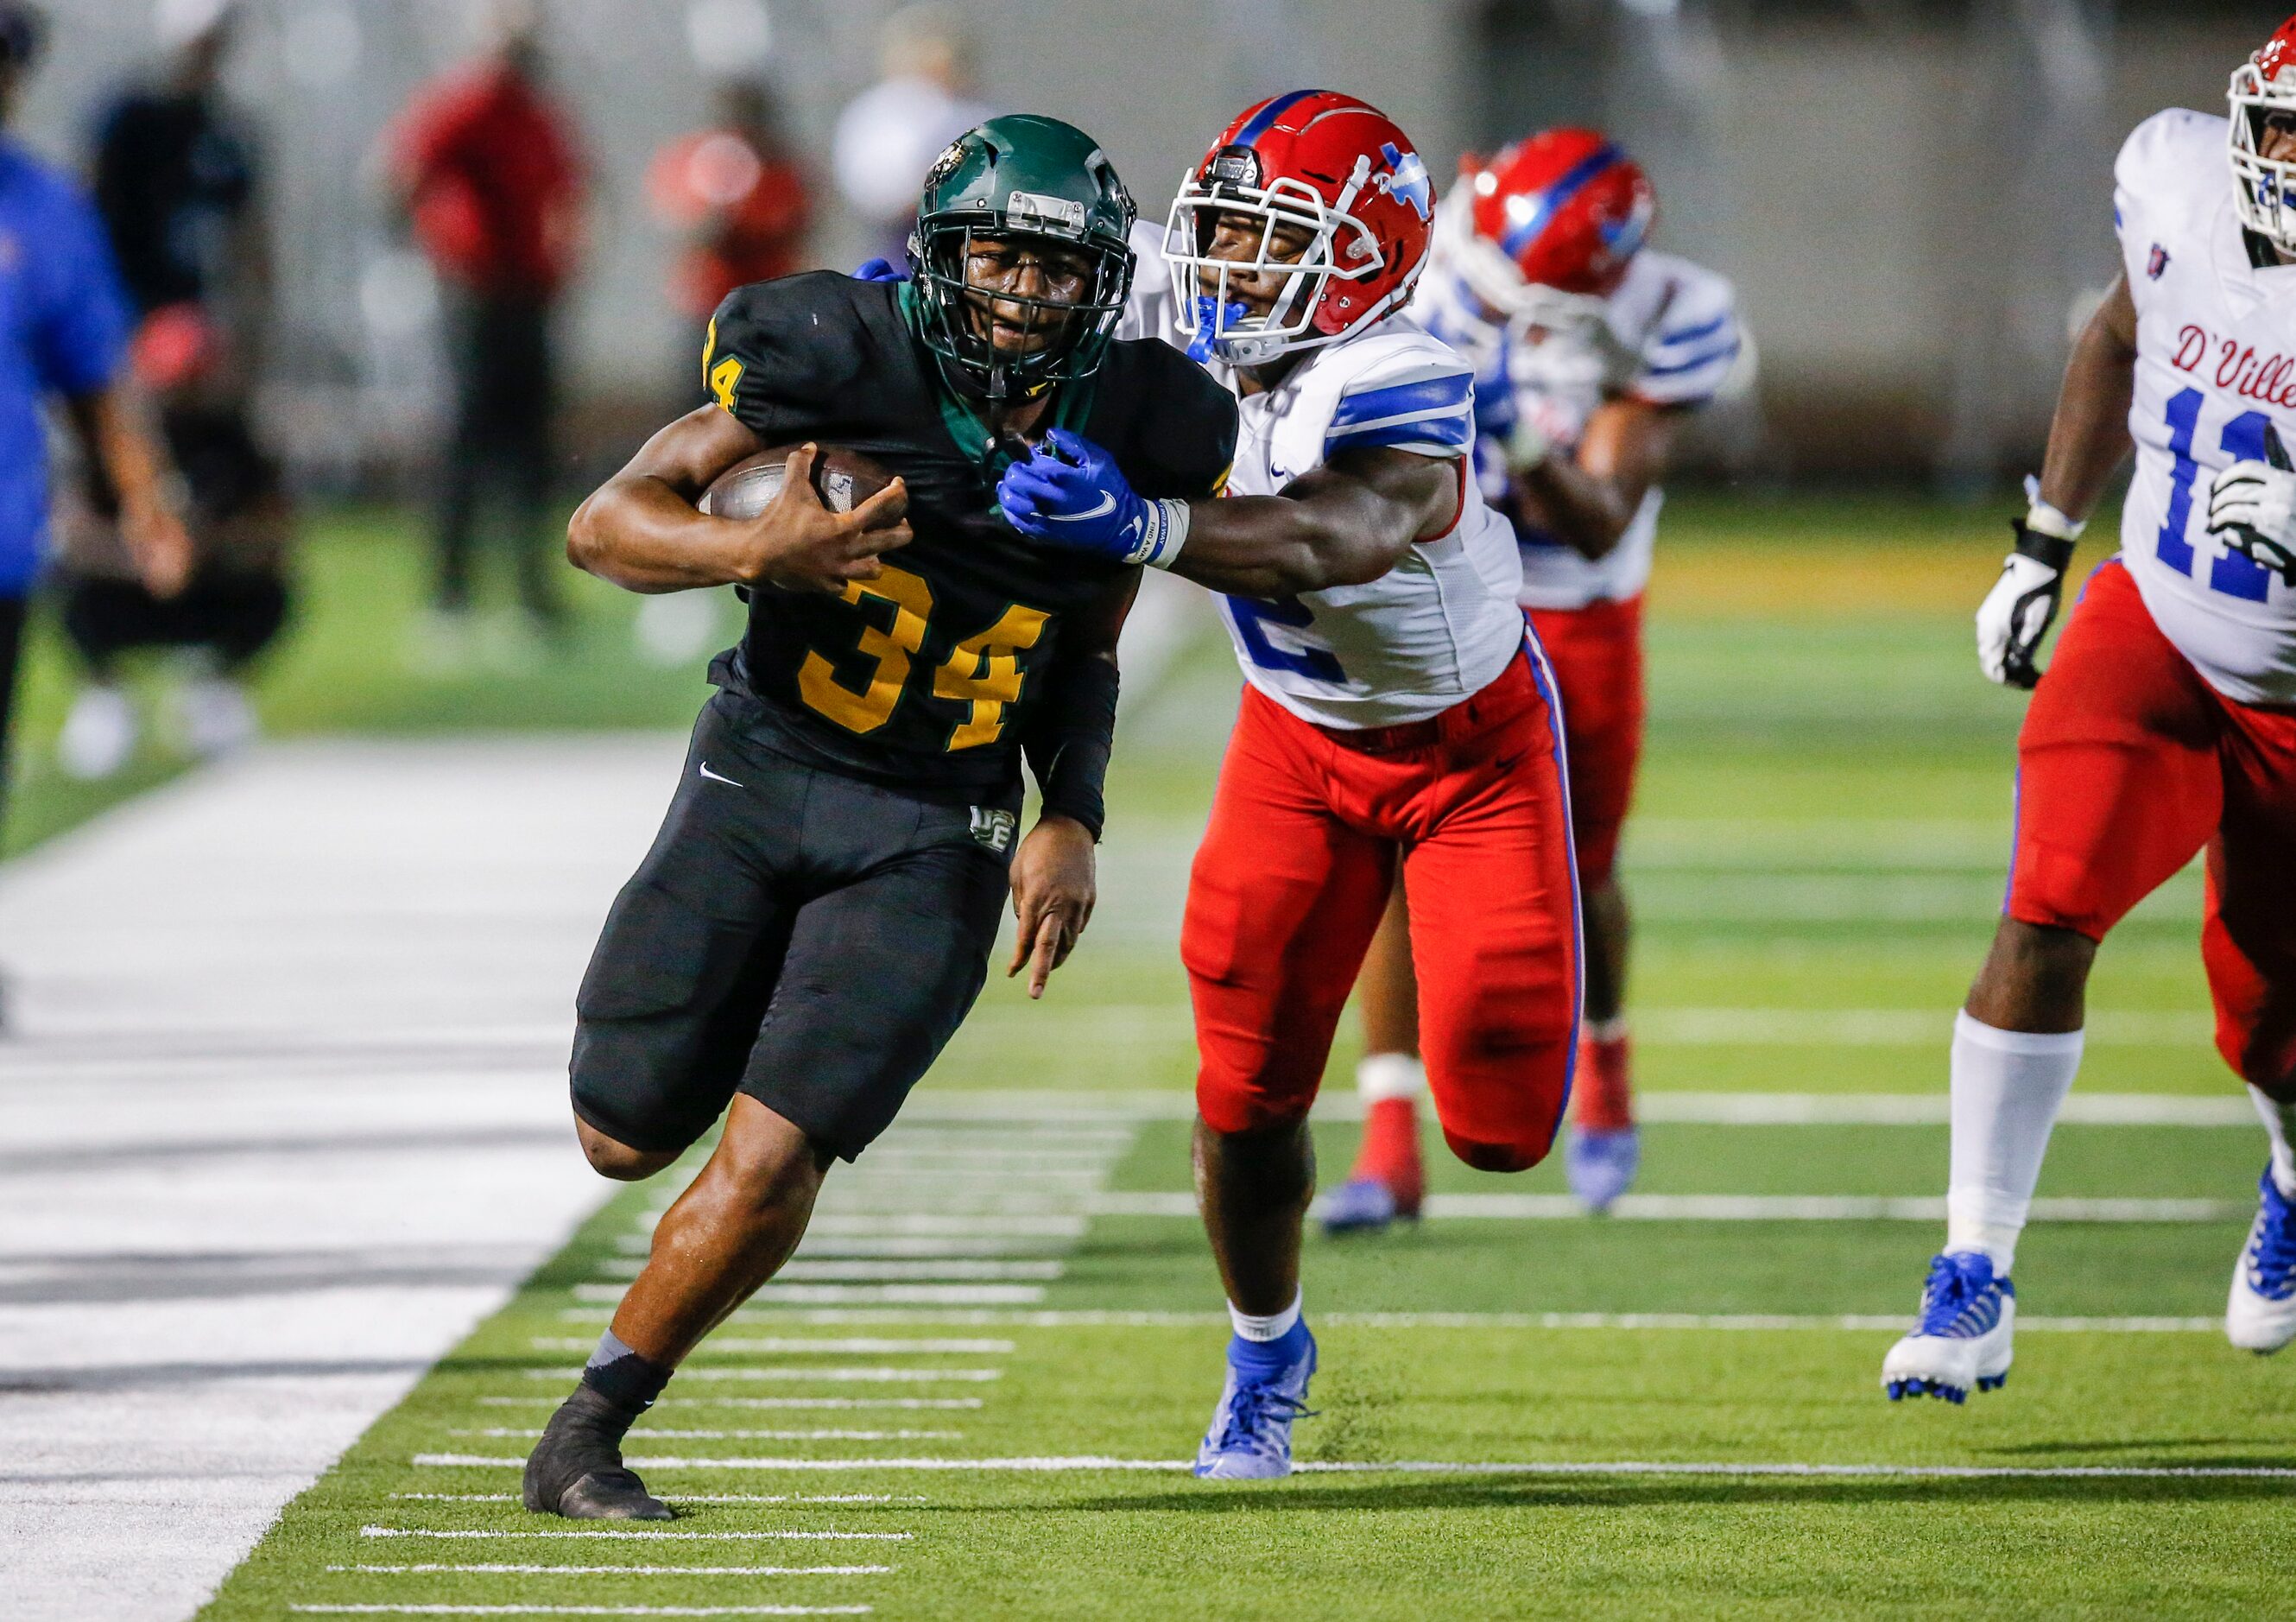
648, 77, 811, 396
387, 1, 585, 668
0, 2, 190, 835
832, 3, 990, 265
54, 0, 292, 780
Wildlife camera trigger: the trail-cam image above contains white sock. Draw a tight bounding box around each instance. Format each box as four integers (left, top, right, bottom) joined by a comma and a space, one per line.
2249, 1087, 2296, 1198
1357, 1052, 1426, 1104
1229, 1289, 1303, 1342
1944, 1011, 2083, 1275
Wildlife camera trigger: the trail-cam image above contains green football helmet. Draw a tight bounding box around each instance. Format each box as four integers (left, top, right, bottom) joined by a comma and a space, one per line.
908, 114, 1136, 400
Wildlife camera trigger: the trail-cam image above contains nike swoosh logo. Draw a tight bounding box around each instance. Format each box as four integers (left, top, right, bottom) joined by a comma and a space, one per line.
698, 761, 744, 788
1046, 492, 1118, 523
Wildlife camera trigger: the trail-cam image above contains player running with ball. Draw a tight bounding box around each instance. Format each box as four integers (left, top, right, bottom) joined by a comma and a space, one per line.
1001, 91, 1581, 1478
1883, 17, 2296, 1403
1328, 130, 1745, 1226
524, 117, 1235, 1518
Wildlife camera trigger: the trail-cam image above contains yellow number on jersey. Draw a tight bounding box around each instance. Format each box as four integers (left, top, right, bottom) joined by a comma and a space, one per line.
797, 565, 934, 734
935, 604, 1052, 750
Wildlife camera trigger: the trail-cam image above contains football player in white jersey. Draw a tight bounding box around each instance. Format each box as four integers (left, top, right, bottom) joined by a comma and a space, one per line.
997, 90, 1582, 1478
1882, 16, 2296, 1403
1323, 130, 1746, 1228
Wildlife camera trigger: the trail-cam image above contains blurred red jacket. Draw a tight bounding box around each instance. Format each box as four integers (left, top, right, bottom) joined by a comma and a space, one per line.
391, 63, 585, 300
647, 128, 811, 321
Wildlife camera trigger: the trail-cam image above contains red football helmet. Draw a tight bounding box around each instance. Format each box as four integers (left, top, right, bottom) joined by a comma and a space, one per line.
1435, 129, 1654, 324
2231, 15, 2296, 251
1164, 89, 1435, 365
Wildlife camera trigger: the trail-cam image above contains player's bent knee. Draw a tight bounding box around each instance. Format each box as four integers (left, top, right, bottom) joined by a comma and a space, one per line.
576, 1118, 680, 1182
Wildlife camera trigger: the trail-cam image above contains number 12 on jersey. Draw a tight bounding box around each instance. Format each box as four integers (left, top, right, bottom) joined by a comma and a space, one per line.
2157, 386, 2275, 603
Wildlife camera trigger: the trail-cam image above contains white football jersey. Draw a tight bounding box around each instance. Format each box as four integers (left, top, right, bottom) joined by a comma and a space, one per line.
1415, 248, 1743, 610
1123, 224, 1528, 730
2115, 108, 2296, 706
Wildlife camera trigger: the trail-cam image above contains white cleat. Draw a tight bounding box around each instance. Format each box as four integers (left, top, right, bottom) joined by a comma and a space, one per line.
2227, 1167, 2296, 1354
1881, 1251, 2015, 1404
177, 675, 259, 759
58, 684, 136, 779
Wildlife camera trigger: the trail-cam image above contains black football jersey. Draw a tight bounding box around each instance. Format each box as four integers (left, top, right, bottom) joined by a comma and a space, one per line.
702, 272, 1237, 798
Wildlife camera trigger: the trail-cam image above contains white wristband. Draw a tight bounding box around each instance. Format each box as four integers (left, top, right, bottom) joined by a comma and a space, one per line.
2021, 475, 2085, 541
1125, 497, 1192, 570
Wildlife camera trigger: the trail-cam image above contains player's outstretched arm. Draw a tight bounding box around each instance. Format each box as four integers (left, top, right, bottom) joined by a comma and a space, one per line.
568, 406, 912, 596
1507, 398, 1674, 561
1976, 275, 2137, 687
996, 427, 1454, 599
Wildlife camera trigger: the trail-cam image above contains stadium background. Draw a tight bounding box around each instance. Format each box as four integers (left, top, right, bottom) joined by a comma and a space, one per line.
5, 3, 2294, 1619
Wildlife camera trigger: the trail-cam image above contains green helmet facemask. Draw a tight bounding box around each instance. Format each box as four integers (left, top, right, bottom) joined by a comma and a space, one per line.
908, 114, 1137, 402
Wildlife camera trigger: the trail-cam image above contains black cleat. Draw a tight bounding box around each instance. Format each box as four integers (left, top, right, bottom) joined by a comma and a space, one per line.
522, 1384, 673, 1520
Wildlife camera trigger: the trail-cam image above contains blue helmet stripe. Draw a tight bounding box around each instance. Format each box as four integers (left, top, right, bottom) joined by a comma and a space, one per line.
1233, 88, 1326, 150
1498, 143, 1627, 260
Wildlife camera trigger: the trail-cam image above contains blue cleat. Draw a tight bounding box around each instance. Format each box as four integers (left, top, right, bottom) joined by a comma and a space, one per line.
1194, 1322, 1318, 1479
1880, 1251, 2015, 1403
1565, 1125, 1641, 1213
2227, 1165, 2296, 1353
1320, 1176, 1404, 1235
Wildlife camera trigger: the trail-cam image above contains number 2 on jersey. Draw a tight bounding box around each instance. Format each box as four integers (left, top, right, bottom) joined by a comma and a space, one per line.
2157, 386, 2274, 603
797, 563, 1048, 749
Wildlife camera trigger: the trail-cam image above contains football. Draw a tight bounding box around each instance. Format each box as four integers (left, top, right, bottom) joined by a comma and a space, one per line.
699, 443, 896, 522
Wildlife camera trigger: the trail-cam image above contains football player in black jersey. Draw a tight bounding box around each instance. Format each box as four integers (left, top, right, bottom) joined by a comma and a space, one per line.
521, 116, 1237, 1520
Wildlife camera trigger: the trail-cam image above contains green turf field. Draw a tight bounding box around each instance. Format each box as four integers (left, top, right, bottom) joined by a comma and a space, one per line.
78, 497, 2291, 1618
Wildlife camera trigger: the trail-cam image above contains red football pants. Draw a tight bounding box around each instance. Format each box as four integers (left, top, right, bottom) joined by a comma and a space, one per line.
2008, 559, 2296, 1089
1525, 594, 1645, 888
1183, 649, 1583, 1171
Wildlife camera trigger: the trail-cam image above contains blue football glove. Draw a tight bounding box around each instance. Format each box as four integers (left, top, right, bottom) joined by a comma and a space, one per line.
853, 257, 908, 282
996, 428, 1190, 568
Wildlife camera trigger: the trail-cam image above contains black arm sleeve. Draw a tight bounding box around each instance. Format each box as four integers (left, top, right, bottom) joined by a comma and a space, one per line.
1021, 650, 1120, 842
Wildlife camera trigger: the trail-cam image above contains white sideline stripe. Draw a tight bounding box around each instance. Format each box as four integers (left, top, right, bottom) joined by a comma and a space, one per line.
284, 1599, 868, 1608
329, 1566, 893, 1576
522, 1367, 1003, 1384
591, 1260, 1064, 1283
457, 1429, 962, 1441
1091, 1193, 2246, 1222
1633, 1009, 2215, 1048
621, 1235, 1067, 1258
705, 1215, 1089, 1238
359, 1525, 910, 1542
389, 1495, 914, 1505
552, 1308, 2222, 1334
478, 1397, 983, 1411
406, 1455, 2296, 1478
528, 1338, 1015, 1355
573, 1284, 1049, 1305
290, 1609, 870, 1618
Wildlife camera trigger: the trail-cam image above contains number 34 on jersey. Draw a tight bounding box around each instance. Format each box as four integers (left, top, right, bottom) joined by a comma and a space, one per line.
797, 563, 1051, 751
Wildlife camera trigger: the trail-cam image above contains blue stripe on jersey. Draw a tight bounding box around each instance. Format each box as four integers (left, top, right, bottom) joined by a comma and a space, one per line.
1234, 89, 1324, 149
1498, 143, 1626, 259
1325, 413, 1474, 453
1644, 338, 1741, 378
1326, 371, 1473, 429
1654, 312, 1730, 348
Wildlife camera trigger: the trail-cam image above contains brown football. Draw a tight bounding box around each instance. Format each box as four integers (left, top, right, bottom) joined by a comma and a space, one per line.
700, 444, 896, 522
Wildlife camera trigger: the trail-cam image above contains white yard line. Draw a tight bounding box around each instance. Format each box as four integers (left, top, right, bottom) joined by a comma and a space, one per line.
478, 1397, 984, 1411
541, 1308, 2223, 1333
389, 1494, 916, 1505
0, 738, 686, 1622
289, 1608, 871, 1619
591, 1261, 1064, 1283
359, 1526, 910, 1542
458, 1429, 962, 1441
529, 1339, 1013, 1355
327, 1566, 893, 1576
522, 1367, 1003, 1384
573, 1284, 1049, 1306
1092, 1193, 2247, 1222
407, 1455, 2295, 1479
